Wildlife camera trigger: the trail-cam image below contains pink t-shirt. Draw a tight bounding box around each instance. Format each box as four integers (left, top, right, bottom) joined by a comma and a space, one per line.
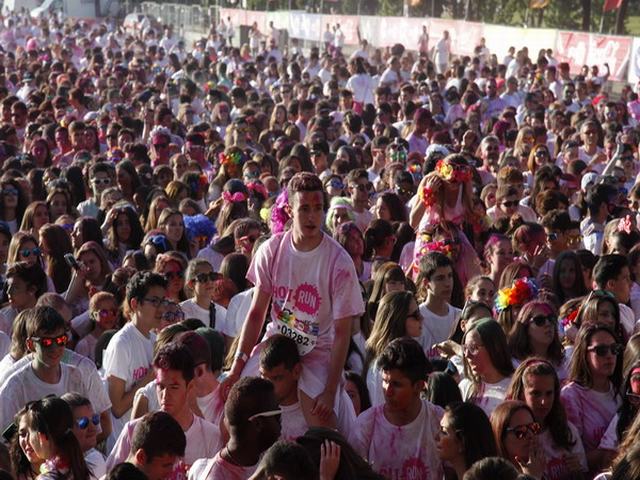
353, 399, 444, 480
560, 382, 621, 454
244, 231, 365, 398
188, 453, 256, 480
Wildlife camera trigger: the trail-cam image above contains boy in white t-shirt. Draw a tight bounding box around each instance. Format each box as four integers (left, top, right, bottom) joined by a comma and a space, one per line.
107, 343, 221, 479
180, 258, 227, 332
224, 173, 365, 430
0, 306, 112, 439
259, 334, 356, 442
353, 338, 444, 480
417, 252, 461, 358
103, 272, 169, 449
122, 411, 186, 480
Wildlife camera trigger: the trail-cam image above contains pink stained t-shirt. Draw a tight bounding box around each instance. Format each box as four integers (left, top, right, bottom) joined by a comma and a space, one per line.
560, 382, 621, 454
353, 399, 444, 480
244, 231, 365, 398
538, 422, 588, 480
188, 452, 256, 480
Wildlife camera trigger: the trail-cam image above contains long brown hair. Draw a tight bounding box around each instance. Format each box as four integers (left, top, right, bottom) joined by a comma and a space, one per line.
508, 300, 564, 365
490, 400, 535, 462
39, 223, 73, 293
506, 358, 576, 450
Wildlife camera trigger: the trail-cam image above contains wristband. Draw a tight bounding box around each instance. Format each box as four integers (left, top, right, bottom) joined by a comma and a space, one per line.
234, 351, 248, 364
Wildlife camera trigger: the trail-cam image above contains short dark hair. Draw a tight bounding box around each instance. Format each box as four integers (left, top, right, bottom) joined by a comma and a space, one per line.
260, 334, 301, 371
106, 463, 147, 480
419, 251, 453, 281
462, 457, 519, 480
541, 209, 572, 232
586, 183, 616, 216
153, 343, 195, 383
26, 306, 66, 338
130, 412, 186, 461
126, 271, 168, 305
287, 172, 323, 204
346, 168, 368, 185
225, 377, 276, 428
255, 441, 318, 479
593, 254, 629, 290
377, 337, 432, 384
6, 262, 47, 298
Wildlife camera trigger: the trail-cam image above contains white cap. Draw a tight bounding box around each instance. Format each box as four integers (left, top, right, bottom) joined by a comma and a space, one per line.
581, 172, 598, 191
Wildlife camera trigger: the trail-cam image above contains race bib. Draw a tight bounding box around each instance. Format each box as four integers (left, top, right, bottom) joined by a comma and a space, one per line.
274, 303, 319, 356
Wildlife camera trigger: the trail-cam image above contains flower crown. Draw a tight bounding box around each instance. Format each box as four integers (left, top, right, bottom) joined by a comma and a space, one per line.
495, 277, 539, 313
219, 151, 244, 168
222, 191, 247, 203
561, 307, 579, 330
247, 181, 268, 200
436, 159, 472, 183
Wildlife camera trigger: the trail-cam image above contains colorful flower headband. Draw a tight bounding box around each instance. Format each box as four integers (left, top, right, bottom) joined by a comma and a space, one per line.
436, 160, 472, 183
560, 306, 579, 331
222, 191, 247, 203
618, 215, 634, 234
495, 277, 539, 313
390, 147, 407, 163
219, 151, 244, 168
419, 186, 436, 208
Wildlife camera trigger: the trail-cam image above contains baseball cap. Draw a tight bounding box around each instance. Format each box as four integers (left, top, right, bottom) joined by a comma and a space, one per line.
581, 172, 598, 191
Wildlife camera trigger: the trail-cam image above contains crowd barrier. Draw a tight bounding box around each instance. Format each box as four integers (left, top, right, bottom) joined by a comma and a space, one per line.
216, 6, 640, 84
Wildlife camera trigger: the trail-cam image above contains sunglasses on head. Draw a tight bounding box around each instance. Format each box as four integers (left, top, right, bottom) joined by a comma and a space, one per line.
588, 343, 623, 357
529, 314, 556, 327
506, 422, 541, 439
21, 247, 41, 258
31, 333, 68, 348
194, 272, 220, 283
76, 414, 100, 430
248, 409, 281, 421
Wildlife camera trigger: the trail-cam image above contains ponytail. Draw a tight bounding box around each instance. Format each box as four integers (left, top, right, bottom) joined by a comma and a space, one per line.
59, 428, 91, 480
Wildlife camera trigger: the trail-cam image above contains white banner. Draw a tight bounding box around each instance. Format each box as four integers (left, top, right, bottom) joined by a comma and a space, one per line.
628, 37, 640, 85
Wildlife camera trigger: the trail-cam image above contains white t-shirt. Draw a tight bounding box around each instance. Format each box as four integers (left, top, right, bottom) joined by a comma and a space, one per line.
353, 399, 444, 480
244, 232, 364, 399
418, 303, 460, 358
103, 322, 156, 449
107, 414, 221, 479
538, 422, 588, 480
188, 452, 256, 480
134, 378, 161, 414
75, 333, 98, 361
0, 305, 17, 336
459, 376, 512, 418
224, 288, 254, 338
86, 448, 107, 479
0, 362, 111, 432
0, 331, 9, 361
279, 387, 356, 443
180, 298, 227, 332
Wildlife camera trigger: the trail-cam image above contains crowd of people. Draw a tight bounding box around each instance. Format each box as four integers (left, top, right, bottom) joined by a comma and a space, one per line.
0, 5, 639, 480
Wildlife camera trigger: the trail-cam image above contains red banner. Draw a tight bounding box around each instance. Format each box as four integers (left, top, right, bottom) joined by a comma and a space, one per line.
603, 0, 623, 11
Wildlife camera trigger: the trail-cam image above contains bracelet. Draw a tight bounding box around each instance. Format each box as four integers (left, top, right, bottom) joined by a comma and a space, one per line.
234, 351, 248, 364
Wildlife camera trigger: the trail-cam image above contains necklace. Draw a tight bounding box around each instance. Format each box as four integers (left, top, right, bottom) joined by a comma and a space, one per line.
223, 446, 241, 466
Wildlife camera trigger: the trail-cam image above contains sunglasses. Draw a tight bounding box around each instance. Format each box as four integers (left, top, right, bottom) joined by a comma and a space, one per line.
587, 343, 624, 357
248, 409, 281, 421
164, 271, 184, 281
3, 187, 18, 196
31, 333, 68, 348
529, 314, 557, 327
501, 200, 519, 208
153, 142, 169, 149
506, 421, 541, 439
194, 272, 220, 283
92, 178, 111, 186
21, 247, 41, 258
76, 414, 100, 430
329, 179, 344, 190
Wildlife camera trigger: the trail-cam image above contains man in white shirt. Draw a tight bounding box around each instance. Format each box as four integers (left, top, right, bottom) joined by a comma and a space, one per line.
0, 307, 112, 439
379, 56, 402, 94
107, 343, 220, 478
500, 76, 523, 109
103, 272, 169, 449
434, 30, 451, 74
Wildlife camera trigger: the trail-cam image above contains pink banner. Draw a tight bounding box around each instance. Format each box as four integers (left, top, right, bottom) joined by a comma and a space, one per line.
555, 31, 590, 75
588, 34, 632, 81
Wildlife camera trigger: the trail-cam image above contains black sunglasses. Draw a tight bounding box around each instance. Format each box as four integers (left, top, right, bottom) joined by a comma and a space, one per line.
588, 343, 624, 357
529, 314, 557, 327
